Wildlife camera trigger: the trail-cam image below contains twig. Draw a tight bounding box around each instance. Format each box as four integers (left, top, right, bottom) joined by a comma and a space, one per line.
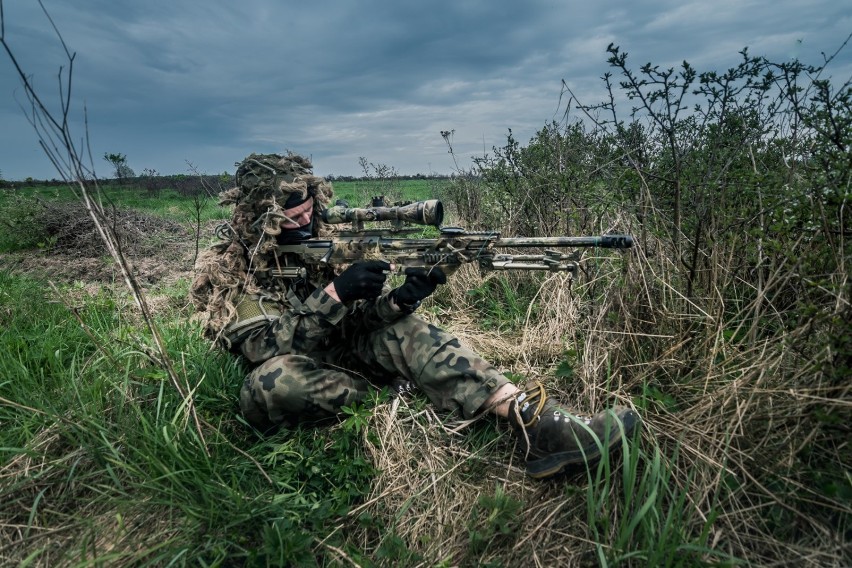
0, 0, 208, 452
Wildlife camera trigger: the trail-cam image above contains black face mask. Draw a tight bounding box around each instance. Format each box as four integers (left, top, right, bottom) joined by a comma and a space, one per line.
277, 220, 313, 244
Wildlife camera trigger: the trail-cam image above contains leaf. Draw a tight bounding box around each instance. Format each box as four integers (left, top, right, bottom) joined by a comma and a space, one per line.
555, 360, 574, 378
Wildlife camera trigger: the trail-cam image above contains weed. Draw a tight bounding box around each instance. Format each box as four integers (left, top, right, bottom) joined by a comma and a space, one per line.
466, 485, 524, 556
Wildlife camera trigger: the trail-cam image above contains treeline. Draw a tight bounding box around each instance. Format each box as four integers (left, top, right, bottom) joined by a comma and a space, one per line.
0, 174, 228, 196
325, 173, 453, 182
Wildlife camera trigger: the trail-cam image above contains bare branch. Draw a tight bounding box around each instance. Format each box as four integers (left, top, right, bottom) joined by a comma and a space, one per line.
0, 0, 208, 451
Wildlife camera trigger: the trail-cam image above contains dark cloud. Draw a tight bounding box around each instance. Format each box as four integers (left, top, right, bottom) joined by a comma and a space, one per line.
1, 0, 850, 180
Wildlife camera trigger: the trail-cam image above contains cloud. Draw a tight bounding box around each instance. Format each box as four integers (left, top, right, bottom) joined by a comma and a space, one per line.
1, 0, 850, 180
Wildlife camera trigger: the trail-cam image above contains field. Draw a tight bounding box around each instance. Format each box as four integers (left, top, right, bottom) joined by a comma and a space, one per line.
1, 44, 850, 568
1, 167, 848, 567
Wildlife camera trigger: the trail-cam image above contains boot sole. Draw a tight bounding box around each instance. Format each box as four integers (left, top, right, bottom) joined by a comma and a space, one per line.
525, 410, 640, 479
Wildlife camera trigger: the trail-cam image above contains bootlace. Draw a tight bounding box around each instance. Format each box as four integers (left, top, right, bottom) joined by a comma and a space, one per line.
513, 382, 548, 428
513, 383, 593, 428
510, 383, 547, 460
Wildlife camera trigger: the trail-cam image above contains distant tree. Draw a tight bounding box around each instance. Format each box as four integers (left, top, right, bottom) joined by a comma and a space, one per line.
358, 156, 400, 199
103, 152, 135, 183
140, 167, 163, 197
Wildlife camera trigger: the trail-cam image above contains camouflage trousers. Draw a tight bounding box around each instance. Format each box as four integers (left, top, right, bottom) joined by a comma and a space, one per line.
239, 315, 510, 431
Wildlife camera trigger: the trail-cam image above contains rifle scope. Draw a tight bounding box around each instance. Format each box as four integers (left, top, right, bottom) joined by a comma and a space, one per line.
322, 199, 444, 227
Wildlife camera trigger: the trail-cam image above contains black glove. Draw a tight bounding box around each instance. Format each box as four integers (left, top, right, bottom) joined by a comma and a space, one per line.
392, 267, 447, 313
333, 261, 390, 303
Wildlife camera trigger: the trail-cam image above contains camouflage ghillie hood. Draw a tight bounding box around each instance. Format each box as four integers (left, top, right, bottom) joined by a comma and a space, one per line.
190, 153, 335, 343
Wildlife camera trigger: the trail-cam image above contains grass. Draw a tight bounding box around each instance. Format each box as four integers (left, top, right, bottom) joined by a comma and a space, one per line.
0, 270, 384, 565
330, 179, 449, 208
1, 180, 849, 567
0, 179, 445, 254
584, 433, 733, 567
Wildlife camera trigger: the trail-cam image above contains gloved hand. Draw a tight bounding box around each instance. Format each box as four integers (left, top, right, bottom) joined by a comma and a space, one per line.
392, 267, 447, 312
332, 260, 391, 303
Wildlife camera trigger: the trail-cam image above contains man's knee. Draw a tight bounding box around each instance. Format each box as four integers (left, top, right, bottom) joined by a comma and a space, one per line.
240, 354, 317, 428
239, 354, 368, 429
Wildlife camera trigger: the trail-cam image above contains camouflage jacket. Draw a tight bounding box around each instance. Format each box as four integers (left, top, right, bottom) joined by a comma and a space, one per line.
233, 282, 405, 366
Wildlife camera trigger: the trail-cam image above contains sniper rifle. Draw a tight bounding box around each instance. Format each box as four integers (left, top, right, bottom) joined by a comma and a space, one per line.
273, 198, 633, 279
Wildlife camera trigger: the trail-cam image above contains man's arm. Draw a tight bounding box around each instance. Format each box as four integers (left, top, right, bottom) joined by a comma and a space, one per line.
237, 287, 349, 364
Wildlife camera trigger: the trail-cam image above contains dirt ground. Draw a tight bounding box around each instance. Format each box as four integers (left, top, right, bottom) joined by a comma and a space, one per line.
0, 205, 210, 309
0, 251, 193, 286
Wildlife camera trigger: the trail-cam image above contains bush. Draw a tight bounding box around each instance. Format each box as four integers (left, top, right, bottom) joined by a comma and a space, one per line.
442, 45, 851, 566
0, 191, 51, 252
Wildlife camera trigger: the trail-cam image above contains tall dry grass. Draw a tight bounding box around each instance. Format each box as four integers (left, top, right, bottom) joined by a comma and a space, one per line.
338, 198, 849, 566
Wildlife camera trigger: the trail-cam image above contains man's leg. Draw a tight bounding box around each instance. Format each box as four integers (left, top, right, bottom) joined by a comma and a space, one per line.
336, 314, 641, 479
483, 383, 522, 417
240, 353, 372, 432
337, 315, 511, 418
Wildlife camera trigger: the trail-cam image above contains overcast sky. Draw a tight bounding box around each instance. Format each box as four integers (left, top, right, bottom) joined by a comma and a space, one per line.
1, 0, 850, 181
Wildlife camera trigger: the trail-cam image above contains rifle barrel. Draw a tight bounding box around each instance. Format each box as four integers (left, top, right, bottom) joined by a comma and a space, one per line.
494, 235, 633, 249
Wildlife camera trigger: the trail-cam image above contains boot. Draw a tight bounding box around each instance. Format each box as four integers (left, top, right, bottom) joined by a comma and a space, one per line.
508, 383, 640, 479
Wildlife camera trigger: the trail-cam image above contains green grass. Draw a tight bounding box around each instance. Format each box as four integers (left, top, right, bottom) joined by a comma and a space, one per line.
329, 179, 447, 208
0, 270, 386, 566
0, 185, 229, 254
3, 179, 845, 566
99, 187, 230, 223
583, 433, 735, 567
1, 179, 443, 227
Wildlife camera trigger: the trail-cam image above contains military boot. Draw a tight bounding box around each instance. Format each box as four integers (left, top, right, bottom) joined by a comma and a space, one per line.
508, 383, 640, 479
